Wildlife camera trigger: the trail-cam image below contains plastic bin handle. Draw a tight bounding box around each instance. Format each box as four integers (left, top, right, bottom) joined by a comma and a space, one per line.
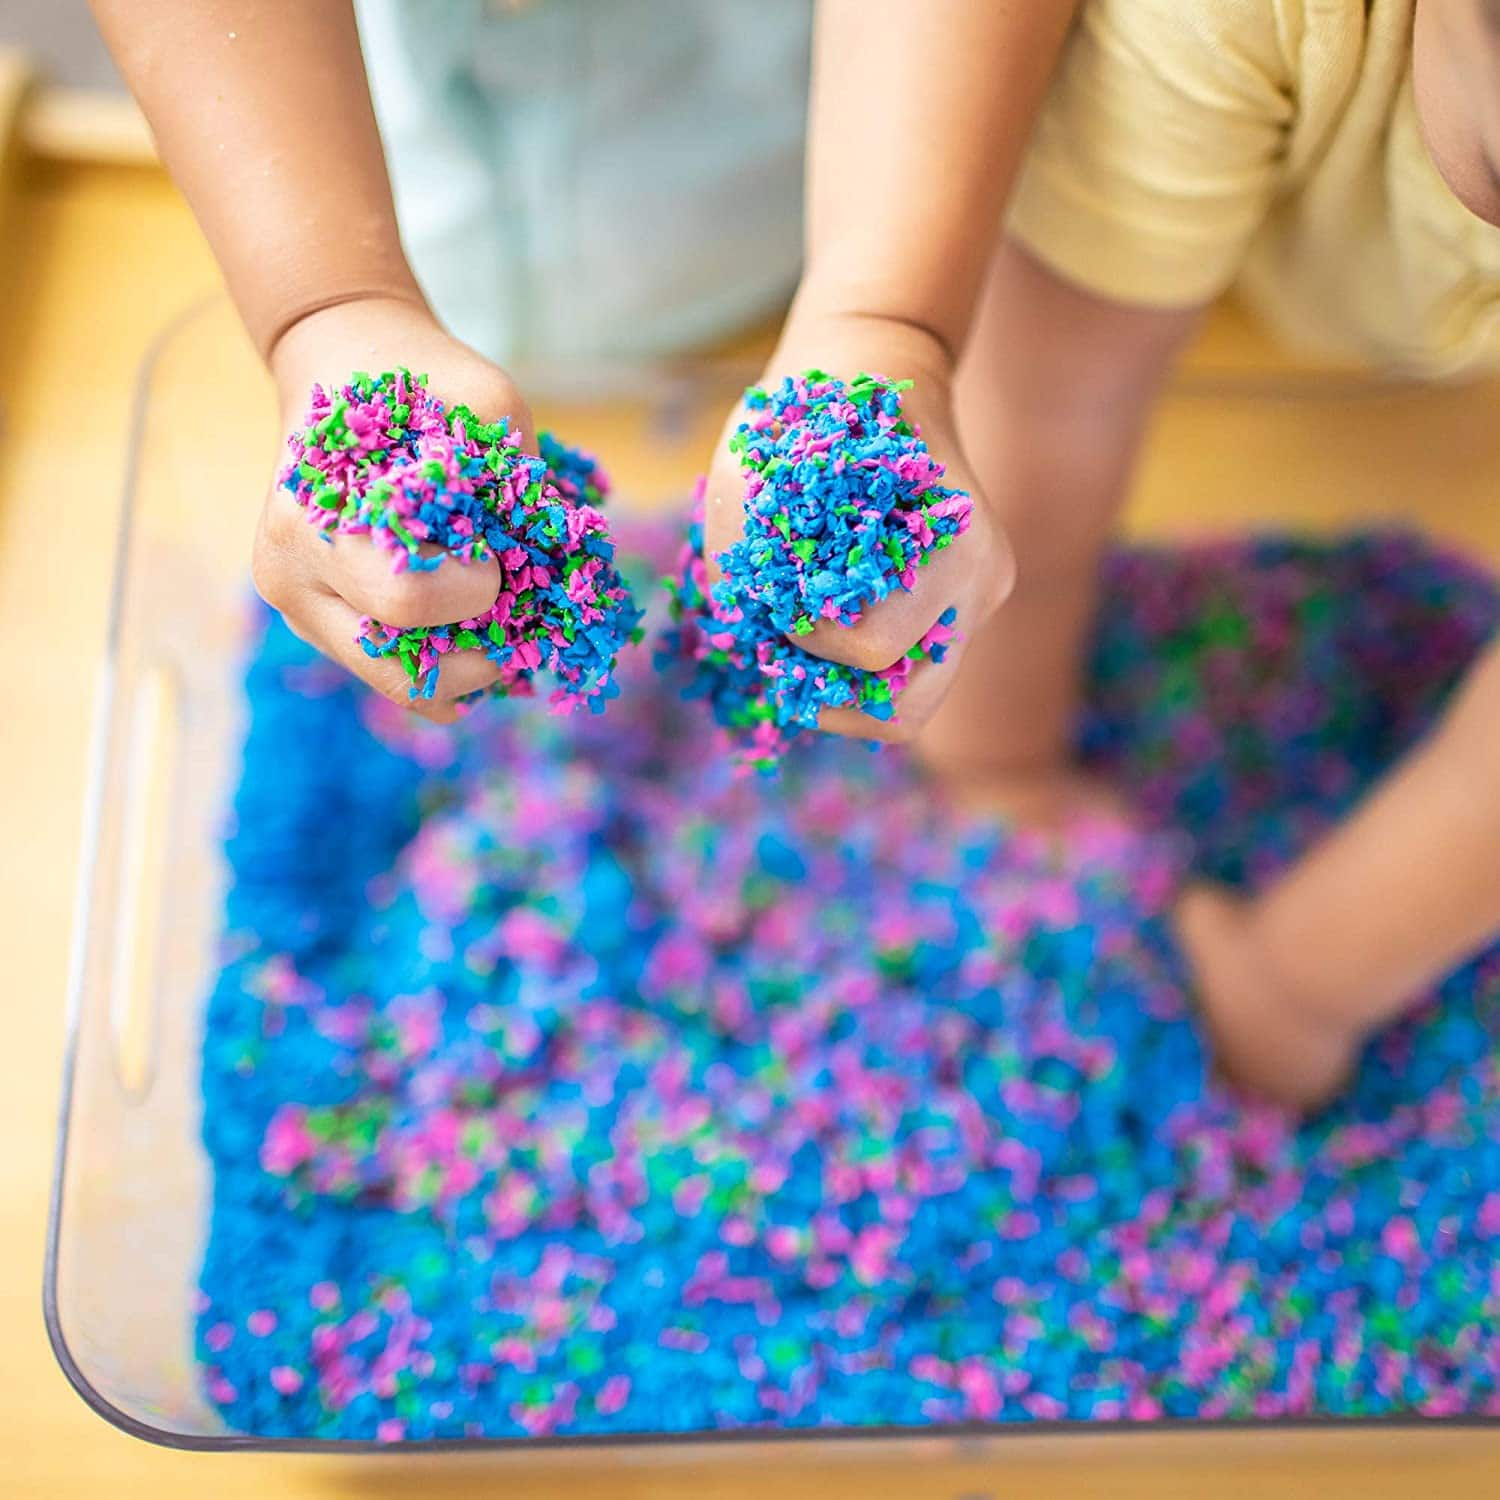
106, 663, 180, 1097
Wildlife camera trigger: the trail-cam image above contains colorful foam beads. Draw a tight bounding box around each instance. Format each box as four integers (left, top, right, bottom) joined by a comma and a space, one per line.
660, 372, 972, 770
280, 370, 641, 714
198, 523, 1500, 1441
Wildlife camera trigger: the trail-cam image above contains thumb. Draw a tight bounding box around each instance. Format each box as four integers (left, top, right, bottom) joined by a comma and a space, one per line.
700, 409, 752, 591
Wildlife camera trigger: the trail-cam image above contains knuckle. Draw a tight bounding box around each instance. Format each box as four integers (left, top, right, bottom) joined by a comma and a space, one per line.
826, 629, 903, 674
833, 716, 906, 746
410, 696, 458, 725
852, 638, 903, 674
365, 572, 430, 628
250, 542, 295, 613
484, 371, 527, 419
463, 367, 531, 435
253, 498, 313, 613
850, 709, 918, 745
370, 670, 416, 708
260, 487, 302, 543
448, 562, 502, 617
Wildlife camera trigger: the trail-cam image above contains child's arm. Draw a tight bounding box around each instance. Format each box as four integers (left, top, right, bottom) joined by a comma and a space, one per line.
1179, 638, 1500, 1111
89, 1, 420, 358
794, 0, 1076, 368
703, 0, 1078, 740
90, 1, 530, 720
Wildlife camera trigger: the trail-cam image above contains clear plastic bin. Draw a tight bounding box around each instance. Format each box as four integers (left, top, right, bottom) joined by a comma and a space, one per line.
47, 295, 1500, 1452
44, 296, 777, 1451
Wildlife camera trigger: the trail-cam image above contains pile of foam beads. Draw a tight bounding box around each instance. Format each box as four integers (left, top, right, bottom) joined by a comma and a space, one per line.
661, 373, 971, 770
198, 523, 1500, 1442
280, 370, 641, 713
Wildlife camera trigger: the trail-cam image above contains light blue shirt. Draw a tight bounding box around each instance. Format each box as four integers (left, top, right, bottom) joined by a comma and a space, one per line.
357, 0, 811, 365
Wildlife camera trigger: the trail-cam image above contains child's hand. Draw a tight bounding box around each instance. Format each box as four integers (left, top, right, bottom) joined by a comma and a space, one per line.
1175, 641, 1500, 1116
700, 312, 1016, 743
253, 297, 534, 724
1174, 885, 1365, 1114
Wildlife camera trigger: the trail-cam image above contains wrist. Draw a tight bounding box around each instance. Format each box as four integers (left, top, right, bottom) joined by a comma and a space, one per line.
1236, 890, 1377, 1045
262, 283, 429, 384
773, 293, 958, 391
268, 291, 438, 402
792, 248, 973, 366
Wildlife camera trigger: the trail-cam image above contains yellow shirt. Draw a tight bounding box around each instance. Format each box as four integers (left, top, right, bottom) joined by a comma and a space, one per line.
1007, 0, 1500, 377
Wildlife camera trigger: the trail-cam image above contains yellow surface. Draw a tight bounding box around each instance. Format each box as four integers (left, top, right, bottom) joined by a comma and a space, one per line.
4, 154, 1500, 1499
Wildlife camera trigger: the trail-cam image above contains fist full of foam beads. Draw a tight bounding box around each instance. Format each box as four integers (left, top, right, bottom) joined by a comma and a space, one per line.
279, 370, 642, 714
658, 371, 971, 770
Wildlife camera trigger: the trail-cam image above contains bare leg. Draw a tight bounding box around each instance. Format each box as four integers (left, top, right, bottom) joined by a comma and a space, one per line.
1179, 636, 1500, 1111
919, 239, 1199, 816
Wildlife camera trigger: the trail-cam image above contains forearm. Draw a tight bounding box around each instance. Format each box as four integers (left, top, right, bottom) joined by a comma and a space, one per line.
1249, 638, 1500, 1032
90, 0, 423, 360
795, 0, 1077, 361
921, 241, 1200, 777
